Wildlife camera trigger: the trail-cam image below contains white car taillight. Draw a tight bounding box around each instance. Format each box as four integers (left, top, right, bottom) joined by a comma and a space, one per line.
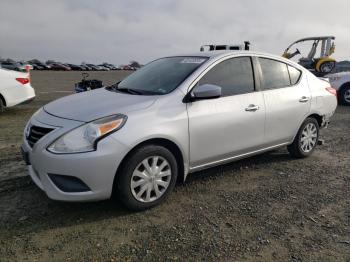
15, 78, 30, 85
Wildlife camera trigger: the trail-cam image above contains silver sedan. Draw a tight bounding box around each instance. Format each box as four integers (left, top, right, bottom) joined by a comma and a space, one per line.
22, 51, 337, 210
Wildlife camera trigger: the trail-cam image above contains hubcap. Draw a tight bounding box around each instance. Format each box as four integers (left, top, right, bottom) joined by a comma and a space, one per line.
320, 62, 333, 73
344, 89, 350, 102
131, 156, 171, 203
300, 123, 318, 153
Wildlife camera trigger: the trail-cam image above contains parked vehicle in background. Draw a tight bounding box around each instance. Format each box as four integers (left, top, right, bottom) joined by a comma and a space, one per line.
0, 68, 35, 111
29, 63, 45, 70
80, 64, 91, 71
81, 64, 91, 70
66, 64, 84, 71
22, 51, 337, 210
326, 71, 350, 105
121, 65, 133, 70
85, 64, 100, 71
282, 36, 336, 76
0, 61, 26, 71
18, 62, 32, 71
28, 61, 51, 70
0, 59, 124, 71
101, 63, 118, 70
98, 65, 110, 71
48, 63, 71, 71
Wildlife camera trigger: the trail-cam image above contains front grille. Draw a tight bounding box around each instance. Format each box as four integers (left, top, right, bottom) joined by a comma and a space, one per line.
27, 125, 54, 147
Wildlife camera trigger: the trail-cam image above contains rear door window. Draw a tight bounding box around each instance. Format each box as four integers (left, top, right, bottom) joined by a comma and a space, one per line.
198, 57, 255, 96
259, 58, 290, 90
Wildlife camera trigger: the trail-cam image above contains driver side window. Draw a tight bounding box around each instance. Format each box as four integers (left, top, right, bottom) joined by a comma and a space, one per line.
198, 57, 255, 97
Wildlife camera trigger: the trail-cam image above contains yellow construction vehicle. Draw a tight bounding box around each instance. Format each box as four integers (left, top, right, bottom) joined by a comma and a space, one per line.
282, 36, 336, 75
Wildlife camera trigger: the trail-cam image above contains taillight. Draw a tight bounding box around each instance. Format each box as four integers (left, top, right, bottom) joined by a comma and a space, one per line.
325, 87, 337, 96
16, 78, 30, 85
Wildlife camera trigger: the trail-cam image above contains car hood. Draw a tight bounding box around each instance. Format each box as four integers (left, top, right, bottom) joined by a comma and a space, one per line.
44, 88, 158, 122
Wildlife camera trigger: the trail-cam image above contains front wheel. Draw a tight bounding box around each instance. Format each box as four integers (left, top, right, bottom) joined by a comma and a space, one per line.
288, 117, 319, 158
115, 145, 178, 211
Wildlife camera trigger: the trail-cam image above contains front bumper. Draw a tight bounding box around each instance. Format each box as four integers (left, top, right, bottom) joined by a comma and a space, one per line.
21, 109, 130, 202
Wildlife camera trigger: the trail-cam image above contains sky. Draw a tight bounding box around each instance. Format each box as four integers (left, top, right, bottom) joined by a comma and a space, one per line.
0, 0, 349, 65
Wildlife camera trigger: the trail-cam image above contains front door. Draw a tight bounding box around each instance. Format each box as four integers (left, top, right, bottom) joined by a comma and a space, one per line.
187, 56, 266, 169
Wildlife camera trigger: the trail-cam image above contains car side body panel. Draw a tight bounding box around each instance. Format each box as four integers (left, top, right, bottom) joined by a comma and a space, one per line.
109, 88, 191, 176
187, 91, 266, 169
260, 75, 311, 146
307, 73, 337, 121
326, 72, 350, 91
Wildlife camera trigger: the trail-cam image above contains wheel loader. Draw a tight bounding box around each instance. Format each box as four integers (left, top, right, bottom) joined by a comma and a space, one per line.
282, 36, 336, 75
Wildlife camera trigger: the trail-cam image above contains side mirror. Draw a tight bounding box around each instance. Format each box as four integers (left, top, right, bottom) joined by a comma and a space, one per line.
191, 84, 222, 100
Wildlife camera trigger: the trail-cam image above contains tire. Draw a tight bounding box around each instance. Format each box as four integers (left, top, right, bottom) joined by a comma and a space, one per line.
0, 97, 4, 113
319, 61, 335, 73
339, 84, 350, 106
115, 145, 178, 211
288, 117, 319, 158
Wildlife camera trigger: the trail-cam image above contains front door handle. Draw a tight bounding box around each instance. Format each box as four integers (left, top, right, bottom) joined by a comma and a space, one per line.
245, 104, 259, 112
299, 96, 309, 103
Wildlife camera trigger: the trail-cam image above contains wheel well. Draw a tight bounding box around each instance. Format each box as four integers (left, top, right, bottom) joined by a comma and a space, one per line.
308, 113, 322, 127
0, 93, 6, 107
113, 138, 185, 194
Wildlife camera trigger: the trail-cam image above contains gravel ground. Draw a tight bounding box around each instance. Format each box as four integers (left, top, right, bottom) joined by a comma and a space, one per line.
0, 71, 349, 261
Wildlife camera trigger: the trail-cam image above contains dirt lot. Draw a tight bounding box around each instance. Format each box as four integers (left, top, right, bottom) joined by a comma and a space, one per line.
0, 71, 349, 261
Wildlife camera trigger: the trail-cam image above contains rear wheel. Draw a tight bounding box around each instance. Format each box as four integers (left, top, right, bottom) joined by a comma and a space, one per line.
288, 117, 319, 158
339, 84, 350, 106
116, 145, 178, 211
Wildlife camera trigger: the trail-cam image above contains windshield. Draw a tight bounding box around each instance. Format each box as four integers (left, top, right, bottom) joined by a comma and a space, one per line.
116, 56, 208, 95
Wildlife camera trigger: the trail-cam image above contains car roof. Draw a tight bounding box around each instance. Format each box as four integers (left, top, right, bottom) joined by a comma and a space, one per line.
169, 50, 298, 65
172, 50, 277, 59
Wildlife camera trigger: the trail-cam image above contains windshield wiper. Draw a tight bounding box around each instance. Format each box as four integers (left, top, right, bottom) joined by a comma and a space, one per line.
107, 83, 143, 95
107, 83, 161, 95
116, 87, 144, 95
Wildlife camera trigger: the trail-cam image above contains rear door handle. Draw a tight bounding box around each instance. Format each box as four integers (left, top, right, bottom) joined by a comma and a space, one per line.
245, 104, 259, 112
299, 96, 309, 103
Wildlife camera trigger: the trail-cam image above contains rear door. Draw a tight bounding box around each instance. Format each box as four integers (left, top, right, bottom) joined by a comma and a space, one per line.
187, 56, 266, 169
257, 57, 311, 145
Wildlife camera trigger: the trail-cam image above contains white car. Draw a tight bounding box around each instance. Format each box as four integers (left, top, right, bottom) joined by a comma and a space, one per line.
0, 68, 35, 111
326, 71, 350, 105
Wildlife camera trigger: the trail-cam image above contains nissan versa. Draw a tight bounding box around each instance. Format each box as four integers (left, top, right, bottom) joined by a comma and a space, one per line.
22, 51, 337, 210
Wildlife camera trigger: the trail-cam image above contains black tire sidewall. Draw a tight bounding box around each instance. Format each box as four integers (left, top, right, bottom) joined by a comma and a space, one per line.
340, 85, 350, 106
116, 145, 178, 210
0, 98, 4, 112
296, 118, 319, 157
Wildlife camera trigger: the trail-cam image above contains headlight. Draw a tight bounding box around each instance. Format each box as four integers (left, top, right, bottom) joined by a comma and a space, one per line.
47, 114, 127, 154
